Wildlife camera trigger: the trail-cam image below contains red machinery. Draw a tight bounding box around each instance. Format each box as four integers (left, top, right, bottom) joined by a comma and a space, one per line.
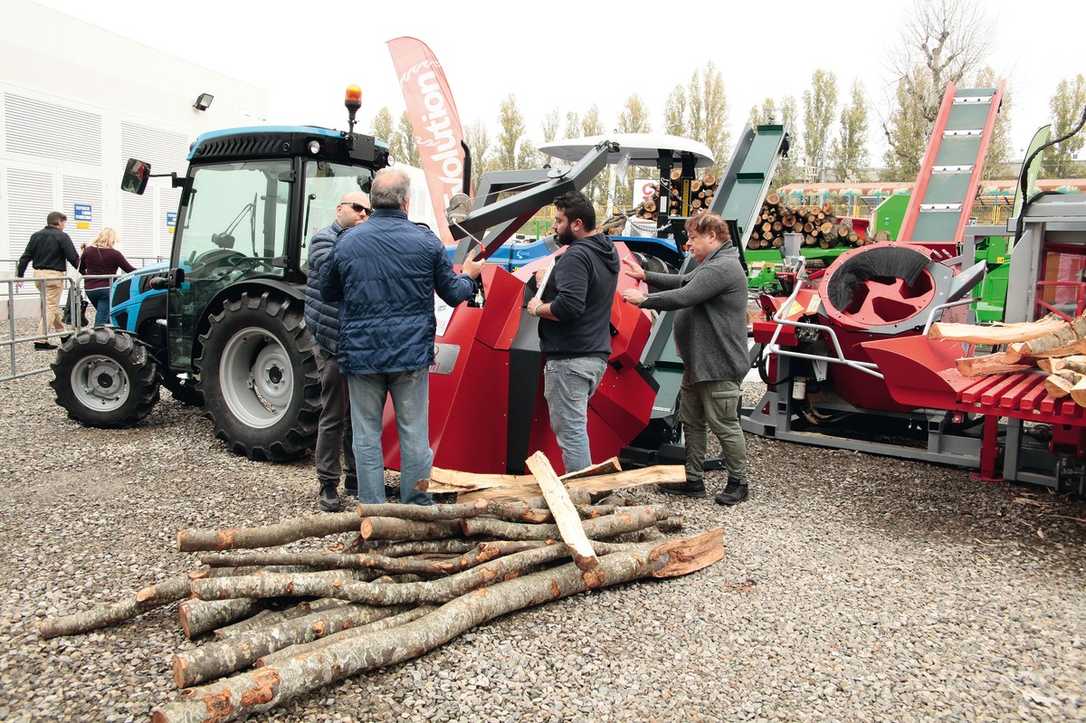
747, 85, 1086, 496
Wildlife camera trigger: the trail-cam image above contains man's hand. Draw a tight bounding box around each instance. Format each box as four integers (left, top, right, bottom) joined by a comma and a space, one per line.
621, 288, 648, 306
622, 257, 646, 281
461, 246, 485, 279
526, 298, 544, 317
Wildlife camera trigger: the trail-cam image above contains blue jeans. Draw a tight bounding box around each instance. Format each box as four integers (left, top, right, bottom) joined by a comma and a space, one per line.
86, 287, 110, 326
347, 369, 433, 505
543, 356, 607, 474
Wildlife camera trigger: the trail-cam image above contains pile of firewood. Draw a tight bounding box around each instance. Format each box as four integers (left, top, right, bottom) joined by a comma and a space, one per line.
747, 193, 867, 250
933, 311, 1086, 405
633, 169, 719, 221
37, 453, 723, 722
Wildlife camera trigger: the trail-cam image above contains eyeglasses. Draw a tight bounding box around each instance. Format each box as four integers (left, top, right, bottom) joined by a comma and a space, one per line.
340, 202, 371, 214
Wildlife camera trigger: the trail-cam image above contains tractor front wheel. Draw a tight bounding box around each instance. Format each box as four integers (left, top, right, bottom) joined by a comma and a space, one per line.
196, 291, 320, 462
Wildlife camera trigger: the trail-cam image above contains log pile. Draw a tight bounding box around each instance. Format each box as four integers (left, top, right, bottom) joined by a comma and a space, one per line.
633, 170, 720, 222
746, 194, 868, 250
36, 453, 723, 722
932, 311, 1086, 406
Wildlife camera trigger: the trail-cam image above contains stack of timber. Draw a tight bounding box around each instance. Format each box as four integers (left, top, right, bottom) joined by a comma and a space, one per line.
931, 311, 1086, 406
746, 194, 868, 250
632, 170, 720, 222
36, 452, 722, 722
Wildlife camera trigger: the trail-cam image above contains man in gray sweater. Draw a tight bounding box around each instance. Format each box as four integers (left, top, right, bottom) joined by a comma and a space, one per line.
621, 213, 750, 504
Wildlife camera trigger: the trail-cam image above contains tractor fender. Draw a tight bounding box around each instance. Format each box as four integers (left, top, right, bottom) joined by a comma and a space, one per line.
191, 278, 307, 363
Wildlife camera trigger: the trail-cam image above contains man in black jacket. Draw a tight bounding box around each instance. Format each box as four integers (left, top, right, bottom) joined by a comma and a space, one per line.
17, 211, 79, 350
304, 191, 369, 512
526, 191, 618, 474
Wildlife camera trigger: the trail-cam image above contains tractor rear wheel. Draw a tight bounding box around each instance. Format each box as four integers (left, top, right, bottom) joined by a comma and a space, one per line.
196, 291, 320, 462
50, 327, 160, 427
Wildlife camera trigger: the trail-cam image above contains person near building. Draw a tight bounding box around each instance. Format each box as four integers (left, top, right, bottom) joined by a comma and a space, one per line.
319, 168, 484, 506
17, 211, 79, 350
305, 191, 371, 512
525, 191, 619, 474
620, 212, 751, 505
78, 228, 135, 326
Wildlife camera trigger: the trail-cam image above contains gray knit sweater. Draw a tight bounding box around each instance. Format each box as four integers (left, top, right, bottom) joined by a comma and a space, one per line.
640, 245, 749, 383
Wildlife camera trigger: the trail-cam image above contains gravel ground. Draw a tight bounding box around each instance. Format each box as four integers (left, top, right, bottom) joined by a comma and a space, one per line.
0, 322, 1085, 721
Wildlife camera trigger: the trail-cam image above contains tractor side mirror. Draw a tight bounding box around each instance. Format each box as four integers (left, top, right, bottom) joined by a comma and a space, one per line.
121, 158, 152, 195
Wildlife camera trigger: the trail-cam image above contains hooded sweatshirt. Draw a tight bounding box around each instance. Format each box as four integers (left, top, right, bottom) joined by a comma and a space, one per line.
538, 232, 619, 359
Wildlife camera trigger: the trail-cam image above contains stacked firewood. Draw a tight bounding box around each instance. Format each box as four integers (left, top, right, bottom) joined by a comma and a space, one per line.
37, 453, 723, 722
747, 193, 867, 250
633, 169, 719, 221
932, 311, 1086, 405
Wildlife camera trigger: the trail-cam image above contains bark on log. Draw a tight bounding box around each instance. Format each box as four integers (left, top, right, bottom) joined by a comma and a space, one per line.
1045, 355, 1086, 375
350, 539, 478, 557
354, 501, 552, 524
255, 606, 434, 668
180, 598, 264, 639
1011, 338, 1086, 359
151, 531, 724, 723
524, 451, 597, 571
460, 507, 660, 542
1020, 313, 1086, 356
39, 572, 193, 639
213, 599, 348, 640
359, 518, 461, 541
1044, 371, 1080, 399
198, 541, 544, 577
173, 603, 409, 688
458, 465, 684, 503
177, 513, 361, 552
929, 314, 1068, 345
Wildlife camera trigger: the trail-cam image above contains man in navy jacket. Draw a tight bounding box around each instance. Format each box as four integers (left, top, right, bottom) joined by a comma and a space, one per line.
305, 190, 369, 512
320, 168, 483, 505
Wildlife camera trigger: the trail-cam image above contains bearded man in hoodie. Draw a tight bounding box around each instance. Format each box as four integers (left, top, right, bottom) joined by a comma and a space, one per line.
526, 191, 619, 474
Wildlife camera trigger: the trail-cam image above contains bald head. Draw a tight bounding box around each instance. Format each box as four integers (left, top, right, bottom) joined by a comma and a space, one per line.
371, 168, 411, 211
336, 191, 370, 229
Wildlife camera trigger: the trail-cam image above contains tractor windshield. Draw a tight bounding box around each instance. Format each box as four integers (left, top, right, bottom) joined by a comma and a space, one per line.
300, 161, 375, 267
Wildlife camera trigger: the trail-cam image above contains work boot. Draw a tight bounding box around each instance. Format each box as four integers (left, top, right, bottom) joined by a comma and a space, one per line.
657, 478, 706, 498
344, 477, 358, 499
34, 341, 57, 351
714, 477, 749, 506
318, 479, 342, 512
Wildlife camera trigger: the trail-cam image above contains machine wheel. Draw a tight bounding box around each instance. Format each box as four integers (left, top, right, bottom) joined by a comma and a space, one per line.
50, 327, 160, 427
196, 291, 320, 462
162, 373, 204, 407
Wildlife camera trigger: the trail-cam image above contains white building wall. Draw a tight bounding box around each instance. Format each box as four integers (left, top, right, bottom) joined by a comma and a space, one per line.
0, 0, 271, 278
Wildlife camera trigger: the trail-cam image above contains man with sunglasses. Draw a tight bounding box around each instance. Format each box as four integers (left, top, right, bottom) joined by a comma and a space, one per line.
305, 190, 370, 512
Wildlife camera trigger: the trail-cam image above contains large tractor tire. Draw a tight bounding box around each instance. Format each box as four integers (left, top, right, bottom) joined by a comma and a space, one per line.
196, 291, 320, 462
50, 327, 160, 427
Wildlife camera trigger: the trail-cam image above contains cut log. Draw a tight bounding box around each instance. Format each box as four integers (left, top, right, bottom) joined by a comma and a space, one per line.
177, 513, 360, 552
212, 598, 348, 640
459, 507, 660, 541
39, 572, 193, 639
1020, 313, 1086, 355
1072, 375, 1086, 408
427, 457, 620, 495
352, 501, 551, 524
1044, 370, 1082, 398
929, 314, 1068, 345
458, 465, 684, 503
766, 191, 780, 205
524, 451, 597, 571
254, 606, 433, 668
349, 539, 478, 557
1010, 338, 1086, 359
954, 350, 1027, 377
359, 518, 461, 541
1046, 355, 1086, 375
179, 598, 264, 640
151, 531, 724, 723
198, 541, 544, 577
173, 603, 409, 688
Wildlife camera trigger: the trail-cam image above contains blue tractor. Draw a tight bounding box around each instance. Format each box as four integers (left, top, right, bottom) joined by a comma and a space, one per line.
50, 91, 389, 461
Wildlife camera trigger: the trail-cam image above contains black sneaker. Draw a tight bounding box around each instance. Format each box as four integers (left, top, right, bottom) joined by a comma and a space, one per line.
318, 480, 342, 512
714, 478, 749, 506
657, 479, 706, 498
33, 341, 57, 351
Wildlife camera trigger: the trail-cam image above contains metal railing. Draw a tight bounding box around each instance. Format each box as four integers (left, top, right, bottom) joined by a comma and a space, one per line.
0, 256, 164, 298
762, 257, 885, 380
1, 271, 134, 382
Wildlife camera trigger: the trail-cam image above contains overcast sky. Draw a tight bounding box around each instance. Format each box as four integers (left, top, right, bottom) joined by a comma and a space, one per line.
33, 0, 1086, 165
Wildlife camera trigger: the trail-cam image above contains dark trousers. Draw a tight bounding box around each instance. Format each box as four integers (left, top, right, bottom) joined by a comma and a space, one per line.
315, 348, 357, 489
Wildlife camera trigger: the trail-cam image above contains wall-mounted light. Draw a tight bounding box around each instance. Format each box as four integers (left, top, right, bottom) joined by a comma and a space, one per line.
193, 93, 215, 111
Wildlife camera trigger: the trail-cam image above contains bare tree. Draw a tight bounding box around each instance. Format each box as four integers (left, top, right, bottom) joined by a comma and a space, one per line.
884, 0, 991, 164
371, 107, 394, 146
1046, 75, 1086, 177
617, 95, 651, 134
495, 95, 526, 171
391, 111, 420, 167
541, 108, 562, 143
830, 80, 870, 182
972, 67, 1011, 179
664, 85, 686, 135
463, 121, 490, 193
803, 69, 839, 181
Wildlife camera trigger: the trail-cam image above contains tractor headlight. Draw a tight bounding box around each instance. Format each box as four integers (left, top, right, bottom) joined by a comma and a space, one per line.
307, 140, 321, 155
